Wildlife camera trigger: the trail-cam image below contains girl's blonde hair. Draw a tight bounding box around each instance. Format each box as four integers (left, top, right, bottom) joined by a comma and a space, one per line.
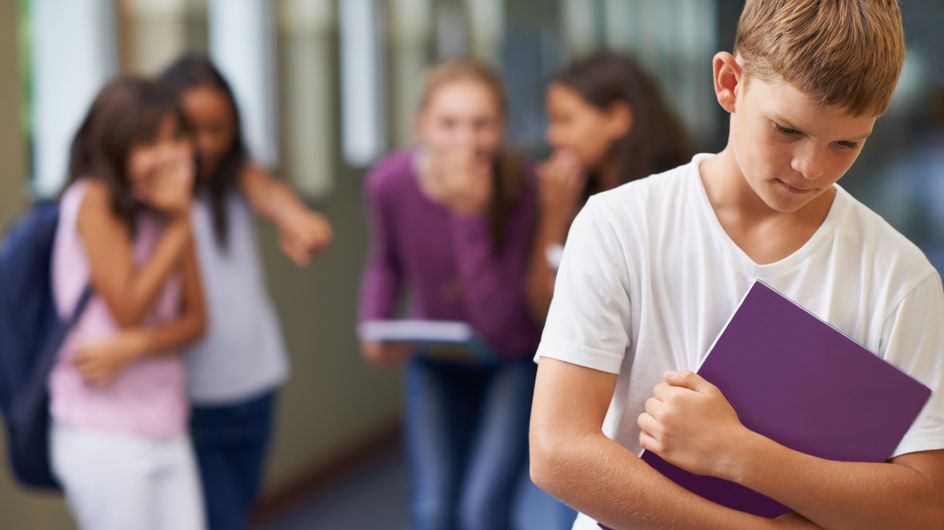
418, 58, 506, 114
418, 58, 527, 251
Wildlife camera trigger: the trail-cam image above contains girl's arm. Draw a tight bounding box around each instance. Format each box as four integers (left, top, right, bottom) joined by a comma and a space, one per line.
77, 179, 193, 328
239, 163, 333, 266
358, 170, 410, 370
525, 152, 586, 322
72, 236, 207, 387
525, 210, 566, 323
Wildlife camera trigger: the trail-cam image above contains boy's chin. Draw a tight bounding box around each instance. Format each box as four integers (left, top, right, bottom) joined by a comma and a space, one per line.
755, 183, 820, 214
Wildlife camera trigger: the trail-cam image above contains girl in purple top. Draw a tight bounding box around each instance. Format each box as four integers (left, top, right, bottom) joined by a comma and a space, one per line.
358, 59, 541, 530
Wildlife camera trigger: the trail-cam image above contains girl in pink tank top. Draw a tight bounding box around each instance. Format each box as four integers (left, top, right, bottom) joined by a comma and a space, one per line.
49, 77, 208, 530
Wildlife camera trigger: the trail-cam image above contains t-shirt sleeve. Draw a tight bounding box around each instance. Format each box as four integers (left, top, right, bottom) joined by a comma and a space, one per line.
534, 197, 633, 374
882, 272, 944, 457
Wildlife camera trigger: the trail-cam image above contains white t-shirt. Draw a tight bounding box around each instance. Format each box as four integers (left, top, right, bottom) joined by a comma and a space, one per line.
535, 154, 944, 530
183, 193, 290, 405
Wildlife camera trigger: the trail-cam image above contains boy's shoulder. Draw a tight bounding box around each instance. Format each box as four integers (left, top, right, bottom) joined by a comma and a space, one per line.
835, 186, 938, 284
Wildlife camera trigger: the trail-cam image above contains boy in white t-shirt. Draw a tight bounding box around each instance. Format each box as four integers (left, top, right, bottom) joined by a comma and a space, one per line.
529, 1, 944, 529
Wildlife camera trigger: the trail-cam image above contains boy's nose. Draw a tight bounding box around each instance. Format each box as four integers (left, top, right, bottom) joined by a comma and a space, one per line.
791, 146, 827, 181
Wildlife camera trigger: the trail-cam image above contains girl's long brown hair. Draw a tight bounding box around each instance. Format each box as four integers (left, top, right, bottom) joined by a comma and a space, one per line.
553, 51, 694, 194
64, 76, 190, 229
160, 53, 248, 250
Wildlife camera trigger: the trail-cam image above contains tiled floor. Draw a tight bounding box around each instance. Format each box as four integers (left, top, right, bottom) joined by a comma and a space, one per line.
257, 444, 573, 530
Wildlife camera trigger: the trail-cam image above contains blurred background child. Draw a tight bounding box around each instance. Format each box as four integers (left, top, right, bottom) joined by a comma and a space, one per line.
358, 58, 541, 530
527, 51, 694, 321
160, 54, 333, 530
50, 77, 207, 530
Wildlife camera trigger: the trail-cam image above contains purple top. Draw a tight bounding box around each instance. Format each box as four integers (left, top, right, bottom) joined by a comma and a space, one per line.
358, 149, 541, 360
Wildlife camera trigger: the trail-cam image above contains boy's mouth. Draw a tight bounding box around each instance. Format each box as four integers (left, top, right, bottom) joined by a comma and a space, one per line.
775, 178, 816, 195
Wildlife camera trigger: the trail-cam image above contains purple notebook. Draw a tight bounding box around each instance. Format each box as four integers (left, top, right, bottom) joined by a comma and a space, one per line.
599, 281, 931, 528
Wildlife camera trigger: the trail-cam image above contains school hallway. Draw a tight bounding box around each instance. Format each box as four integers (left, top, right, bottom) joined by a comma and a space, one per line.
257, 443, 566, 530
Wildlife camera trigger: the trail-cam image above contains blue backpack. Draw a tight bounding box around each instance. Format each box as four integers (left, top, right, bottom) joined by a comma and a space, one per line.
0, 202, 91, 490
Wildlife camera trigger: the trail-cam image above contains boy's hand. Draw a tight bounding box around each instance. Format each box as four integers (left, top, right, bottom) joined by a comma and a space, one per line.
361, 340, 414, 371
72, 333, 143, 387
278, 208, 333, 267
637, 371, 753, 479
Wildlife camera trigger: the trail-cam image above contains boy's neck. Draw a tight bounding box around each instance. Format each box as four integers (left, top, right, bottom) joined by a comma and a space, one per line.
699, 148, 837, 265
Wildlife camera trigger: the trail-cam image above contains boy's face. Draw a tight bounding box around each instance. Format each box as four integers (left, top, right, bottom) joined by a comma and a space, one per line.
728, 70, 877, 213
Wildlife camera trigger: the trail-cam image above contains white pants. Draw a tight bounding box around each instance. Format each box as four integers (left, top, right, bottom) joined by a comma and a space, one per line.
51, 421, 206, 530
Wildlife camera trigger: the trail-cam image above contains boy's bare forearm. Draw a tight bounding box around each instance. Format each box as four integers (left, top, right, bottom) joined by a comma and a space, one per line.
531, 360, 789, 530
732, 434, 944, 530
532, 431, 791, 530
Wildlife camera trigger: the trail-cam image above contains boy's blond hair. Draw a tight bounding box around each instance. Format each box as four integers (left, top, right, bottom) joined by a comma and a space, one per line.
735, 0, 904, 116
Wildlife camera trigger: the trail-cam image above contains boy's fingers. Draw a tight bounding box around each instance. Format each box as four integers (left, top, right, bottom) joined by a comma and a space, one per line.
644, 397, 667, 421
637, 412, 663, 437
665, 370, 715, 393
651, 381, 673, 401
638, 429, 661, 454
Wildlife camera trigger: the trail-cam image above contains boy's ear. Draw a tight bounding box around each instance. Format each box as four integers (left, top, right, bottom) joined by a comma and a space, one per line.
713, 52, 741, 114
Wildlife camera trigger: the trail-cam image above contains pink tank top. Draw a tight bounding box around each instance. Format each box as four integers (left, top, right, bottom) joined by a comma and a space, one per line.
48, 180, 188, 437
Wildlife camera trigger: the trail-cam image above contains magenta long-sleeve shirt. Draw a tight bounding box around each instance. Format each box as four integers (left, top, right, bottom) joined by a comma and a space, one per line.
357, 149, 541, 360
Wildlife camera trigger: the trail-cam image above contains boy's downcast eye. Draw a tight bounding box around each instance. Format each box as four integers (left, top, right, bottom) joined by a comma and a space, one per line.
771, 121, 861, 151
836, 141, 861, 150
772, 122, 801, 136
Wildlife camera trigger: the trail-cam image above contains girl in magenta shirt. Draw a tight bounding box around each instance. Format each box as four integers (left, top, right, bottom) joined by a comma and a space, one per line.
358, 59, 541, 530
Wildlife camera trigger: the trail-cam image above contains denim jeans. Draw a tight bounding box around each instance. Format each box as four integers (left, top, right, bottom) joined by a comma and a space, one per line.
403, 356, 536, 530
189, 391, 275, 530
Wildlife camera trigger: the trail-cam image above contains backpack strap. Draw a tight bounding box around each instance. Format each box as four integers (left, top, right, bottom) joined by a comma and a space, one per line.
41, 283, 94, 369
66, 285, 94, 328
10, 284, 94, 427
